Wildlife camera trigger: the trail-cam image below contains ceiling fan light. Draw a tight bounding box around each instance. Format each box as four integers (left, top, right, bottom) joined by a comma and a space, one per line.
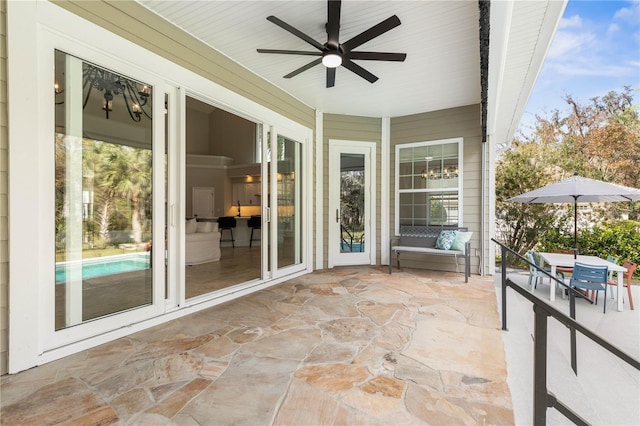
322, 53, 342, 68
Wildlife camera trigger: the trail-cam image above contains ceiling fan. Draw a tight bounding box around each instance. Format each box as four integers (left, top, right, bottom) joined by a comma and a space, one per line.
257, 0, 406, 88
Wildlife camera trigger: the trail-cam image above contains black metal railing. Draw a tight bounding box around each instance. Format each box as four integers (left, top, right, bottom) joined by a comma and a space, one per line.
340, 224, 355, 252
493, 239, 640, 426
340, 224, 364, 252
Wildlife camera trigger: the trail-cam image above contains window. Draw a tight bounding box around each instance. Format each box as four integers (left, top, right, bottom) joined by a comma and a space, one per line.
395, 138, 462, 232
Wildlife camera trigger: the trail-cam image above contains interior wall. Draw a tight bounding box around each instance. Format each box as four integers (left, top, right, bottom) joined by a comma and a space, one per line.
209, 109, 256, 163
185, 167, 227, 218
185, 104, 259, 217
323, 114, 382, 268
0, 0, 8, 376
390, 104, 482, 275
186, 108, 211, 155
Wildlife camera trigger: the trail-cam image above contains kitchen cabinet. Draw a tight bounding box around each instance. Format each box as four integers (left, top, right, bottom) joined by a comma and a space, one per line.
233, 183, 261, 206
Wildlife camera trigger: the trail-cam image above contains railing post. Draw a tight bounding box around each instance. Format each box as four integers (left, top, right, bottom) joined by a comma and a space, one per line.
569, 289, 578, 374
501, 244, 508, 331
533, 304, 549, 426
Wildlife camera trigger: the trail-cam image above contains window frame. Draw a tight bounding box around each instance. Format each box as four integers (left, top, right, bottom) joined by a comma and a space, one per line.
394, 137, 464, 234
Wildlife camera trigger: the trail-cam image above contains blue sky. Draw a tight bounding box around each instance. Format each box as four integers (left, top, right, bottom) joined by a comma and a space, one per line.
518, 0, 640, 135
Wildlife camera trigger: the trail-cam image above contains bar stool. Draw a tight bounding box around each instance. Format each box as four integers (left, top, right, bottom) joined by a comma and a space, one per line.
248, 215, 261, 248
217, 216, 236, 247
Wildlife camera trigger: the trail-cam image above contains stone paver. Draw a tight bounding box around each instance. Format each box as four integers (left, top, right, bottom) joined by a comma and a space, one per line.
0, 267, 513, 425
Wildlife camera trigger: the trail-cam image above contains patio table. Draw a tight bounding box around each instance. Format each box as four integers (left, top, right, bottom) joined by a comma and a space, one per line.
538, 252, 628, 311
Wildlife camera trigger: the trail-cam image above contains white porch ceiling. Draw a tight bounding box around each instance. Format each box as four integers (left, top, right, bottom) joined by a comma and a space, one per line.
137, 0, 481, 118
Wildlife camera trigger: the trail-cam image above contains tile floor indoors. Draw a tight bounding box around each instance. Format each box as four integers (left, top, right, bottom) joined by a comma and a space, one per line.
1, 267, 513, 425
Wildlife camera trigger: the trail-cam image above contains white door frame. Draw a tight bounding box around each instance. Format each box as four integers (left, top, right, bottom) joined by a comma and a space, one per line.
328, 140, 376, 268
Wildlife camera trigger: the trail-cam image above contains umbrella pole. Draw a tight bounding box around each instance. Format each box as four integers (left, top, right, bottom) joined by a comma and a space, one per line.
573, 197, 578, 259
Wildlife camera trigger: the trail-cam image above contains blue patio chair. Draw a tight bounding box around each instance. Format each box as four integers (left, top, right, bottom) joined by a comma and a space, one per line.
525, 250, 565, 293
570, 262, 609, 313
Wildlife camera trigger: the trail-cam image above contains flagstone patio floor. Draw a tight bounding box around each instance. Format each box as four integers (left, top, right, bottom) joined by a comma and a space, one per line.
0, 266, 512, 425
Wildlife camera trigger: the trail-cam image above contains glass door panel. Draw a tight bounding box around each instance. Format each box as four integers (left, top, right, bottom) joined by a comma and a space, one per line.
182, 96, 264, 300
268, 131, 304, 277
328, 141, 374, 267
276, 135, 301, 269
54, 50, 154, 329
339, 154, 366, 253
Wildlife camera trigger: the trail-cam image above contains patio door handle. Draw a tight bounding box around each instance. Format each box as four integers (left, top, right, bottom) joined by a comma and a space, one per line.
336, 209, 339, 223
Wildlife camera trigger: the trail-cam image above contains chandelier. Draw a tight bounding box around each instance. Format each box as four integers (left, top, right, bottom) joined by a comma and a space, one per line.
421, 166, 459, 180
420, 156, 458, 180
56, 63, 152, 122
83, 64, 151, 121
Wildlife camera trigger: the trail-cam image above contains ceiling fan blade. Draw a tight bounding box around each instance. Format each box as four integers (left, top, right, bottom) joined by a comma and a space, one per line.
257, 49, 322, 56
326, 67, 336, 88
284, 58, 323, 79
267, 16, 325, 51
342, 60, 378, 83
326, 0, 342, 48
347, 51, 407, 62
342, 15, 402, 51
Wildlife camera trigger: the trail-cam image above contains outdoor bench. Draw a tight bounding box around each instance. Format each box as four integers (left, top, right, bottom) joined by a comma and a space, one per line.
389, 225, 471, 282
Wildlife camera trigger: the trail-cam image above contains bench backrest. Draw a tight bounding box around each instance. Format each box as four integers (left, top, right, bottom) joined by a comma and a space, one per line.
398, 225, 468, 248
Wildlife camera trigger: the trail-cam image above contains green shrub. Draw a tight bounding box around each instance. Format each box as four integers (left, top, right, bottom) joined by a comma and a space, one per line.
538, 220, 640, 278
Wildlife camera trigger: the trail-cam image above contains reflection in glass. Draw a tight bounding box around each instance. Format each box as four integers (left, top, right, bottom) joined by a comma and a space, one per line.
339, 154, 365, 253
397, 141, 460, 227
54, 50, 153, 330
277, 136, 302, 268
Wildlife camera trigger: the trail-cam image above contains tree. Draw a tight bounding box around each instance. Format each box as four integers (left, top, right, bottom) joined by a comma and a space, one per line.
340, 170, 365, 236
495, 140, 558, 254
497, 87, 640, 262
98, 143, 152, 244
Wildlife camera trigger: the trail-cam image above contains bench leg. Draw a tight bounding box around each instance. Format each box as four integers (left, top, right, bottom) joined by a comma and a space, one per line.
465, 253, 470, 283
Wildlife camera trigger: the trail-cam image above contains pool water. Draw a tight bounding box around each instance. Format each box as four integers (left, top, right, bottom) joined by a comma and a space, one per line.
341, 242, 365, 252
56, 255, 150, 283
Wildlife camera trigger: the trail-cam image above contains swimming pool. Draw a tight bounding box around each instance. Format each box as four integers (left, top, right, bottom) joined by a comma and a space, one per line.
55, 253, 150, 283
341, 242, 365, 252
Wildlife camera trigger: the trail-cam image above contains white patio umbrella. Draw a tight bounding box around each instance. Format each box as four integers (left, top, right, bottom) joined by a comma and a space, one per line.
506, 174, 640, 258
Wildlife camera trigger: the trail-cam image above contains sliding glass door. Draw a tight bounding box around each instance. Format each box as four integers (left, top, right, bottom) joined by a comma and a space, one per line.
268, 130, 305, 278
53, 49, 163, 332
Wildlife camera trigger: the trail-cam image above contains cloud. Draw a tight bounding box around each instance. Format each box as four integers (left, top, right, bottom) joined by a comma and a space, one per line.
559, 14, 583, 29
545, 3, 639, 79
548, 61, 636, 77
521, 1, 640, 134
613, 2, 640, 22
547, 31, 596, 59
607, 23, 620, 34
